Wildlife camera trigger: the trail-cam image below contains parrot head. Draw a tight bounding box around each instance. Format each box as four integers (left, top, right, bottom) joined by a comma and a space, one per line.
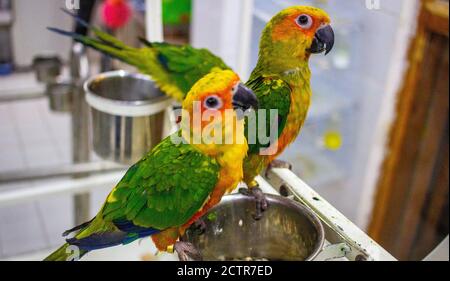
259, 6, 334, 71
180, 70, 258, 147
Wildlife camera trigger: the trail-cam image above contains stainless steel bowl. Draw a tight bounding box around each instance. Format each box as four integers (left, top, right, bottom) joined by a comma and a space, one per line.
32, 55, 62, 83
84, 70, 172, 165
182, 194, 325, 261
46, 80, 73, 113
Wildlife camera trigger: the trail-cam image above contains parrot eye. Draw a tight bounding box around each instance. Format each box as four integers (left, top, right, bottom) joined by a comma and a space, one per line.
204, 95, 223, 109
296, 14, 313, 29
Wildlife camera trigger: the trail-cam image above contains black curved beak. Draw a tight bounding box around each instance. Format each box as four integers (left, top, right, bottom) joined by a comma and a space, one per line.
232, 84, 258, 112
308, 24, 335, 55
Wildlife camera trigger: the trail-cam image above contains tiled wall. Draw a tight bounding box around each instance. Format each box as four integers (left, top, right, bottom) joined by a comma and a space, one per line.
0, 97, 74, 258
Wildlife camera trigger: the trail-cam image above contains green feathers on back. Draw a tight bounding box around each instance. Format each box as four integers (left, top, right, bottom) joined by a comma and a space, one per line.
245, 75, 291, 154
101, 134, 220, 229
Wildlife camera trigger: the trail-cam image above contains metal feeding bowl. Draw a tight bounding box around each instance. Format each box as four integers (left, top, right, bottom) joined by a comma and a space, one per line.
46, 79, 73, 113
84, 70, 173, 165
32, 55, 62, 83
182, 194, 325, 261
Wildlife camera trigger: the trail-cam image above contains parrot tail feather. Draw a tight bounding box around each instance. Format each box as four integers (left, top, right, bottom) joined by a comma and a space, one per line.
59, 8, 131, 50
50, 9, 188, 102
61, 8, 91, 30
138, 37, 153, 48
66, 232, 127, 251
46, 27, 84, 42
47, 27, 143, 68
43, 243, 88, 261
62, 218, 95, 237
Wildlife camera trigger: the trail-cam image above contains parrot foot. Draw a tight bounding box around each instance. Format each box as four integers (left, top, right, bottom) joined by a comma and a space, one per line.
239, 186, 268, 221
264, 159, 292, 178
192, 219, 206, 235
174, 241, 203, 261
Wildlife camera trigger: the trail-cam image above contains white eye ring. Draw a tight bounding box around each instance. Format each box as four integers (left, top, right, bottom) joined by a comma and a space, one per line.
296, 14, 313, 29
203, 95, 223, 109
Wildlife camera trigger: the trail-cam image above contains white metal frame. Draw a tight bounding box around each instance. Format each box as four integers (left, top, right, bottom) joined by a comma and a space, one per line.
191, 0, 254, 79
145, 0, 164, 42
236, 0, 254, 80
0, 171, 125, 207
263, 169, 396, 261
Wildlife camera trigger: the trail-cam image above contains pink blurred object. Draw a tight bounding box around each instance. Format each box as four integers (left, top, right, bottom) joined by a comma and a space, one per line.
101, 0, 132, 29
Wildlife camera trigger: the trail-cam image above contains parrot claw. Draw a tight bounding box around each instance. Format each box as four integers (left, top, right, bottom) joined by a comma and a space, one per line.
239, 186, 268, 220
264, 159, 292, 178
174, 241, 203, 261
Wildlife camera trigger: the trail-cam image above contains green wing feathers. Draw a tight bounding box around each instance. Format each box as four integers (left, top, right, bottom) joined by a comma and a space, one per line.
44, 134, 220, 260
101, 135, 220, 229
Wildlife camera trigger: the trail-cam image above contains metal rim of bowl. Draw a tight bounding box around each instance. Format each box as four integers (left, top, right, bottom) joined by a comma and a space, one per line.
46, 76, 74, 89
196, 193, 326, 261
32, 55, 62, 67
84, 70, 173, 117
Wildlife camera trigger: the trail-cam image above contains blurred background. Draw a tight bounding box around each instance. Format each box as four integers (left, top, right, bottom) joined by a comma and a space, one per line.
0, 0, 448, 261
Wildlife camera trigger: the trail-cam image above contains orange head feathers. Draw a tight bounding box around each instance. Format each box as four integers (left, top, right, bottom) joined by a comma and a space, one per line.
180, 70, 258, 147
257, 6, 334, 72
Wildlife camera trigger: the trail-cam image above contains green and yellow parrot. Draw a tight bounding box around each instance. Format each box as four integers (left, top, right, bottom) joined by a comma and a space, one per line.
44, 70, 258, 261
50, 6, 334, 218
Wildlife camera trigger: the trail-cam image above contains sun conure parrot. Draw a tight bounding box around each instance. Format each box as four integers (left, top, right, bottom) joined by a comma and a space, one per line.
44, 70, 258, 261
49, 6, 334, 219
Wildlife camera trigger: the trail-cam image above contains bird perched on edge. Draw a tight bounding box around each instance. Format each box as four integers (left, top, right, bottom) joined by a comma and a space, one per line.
44, 70, 258, 261
49, 6, 334, 219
